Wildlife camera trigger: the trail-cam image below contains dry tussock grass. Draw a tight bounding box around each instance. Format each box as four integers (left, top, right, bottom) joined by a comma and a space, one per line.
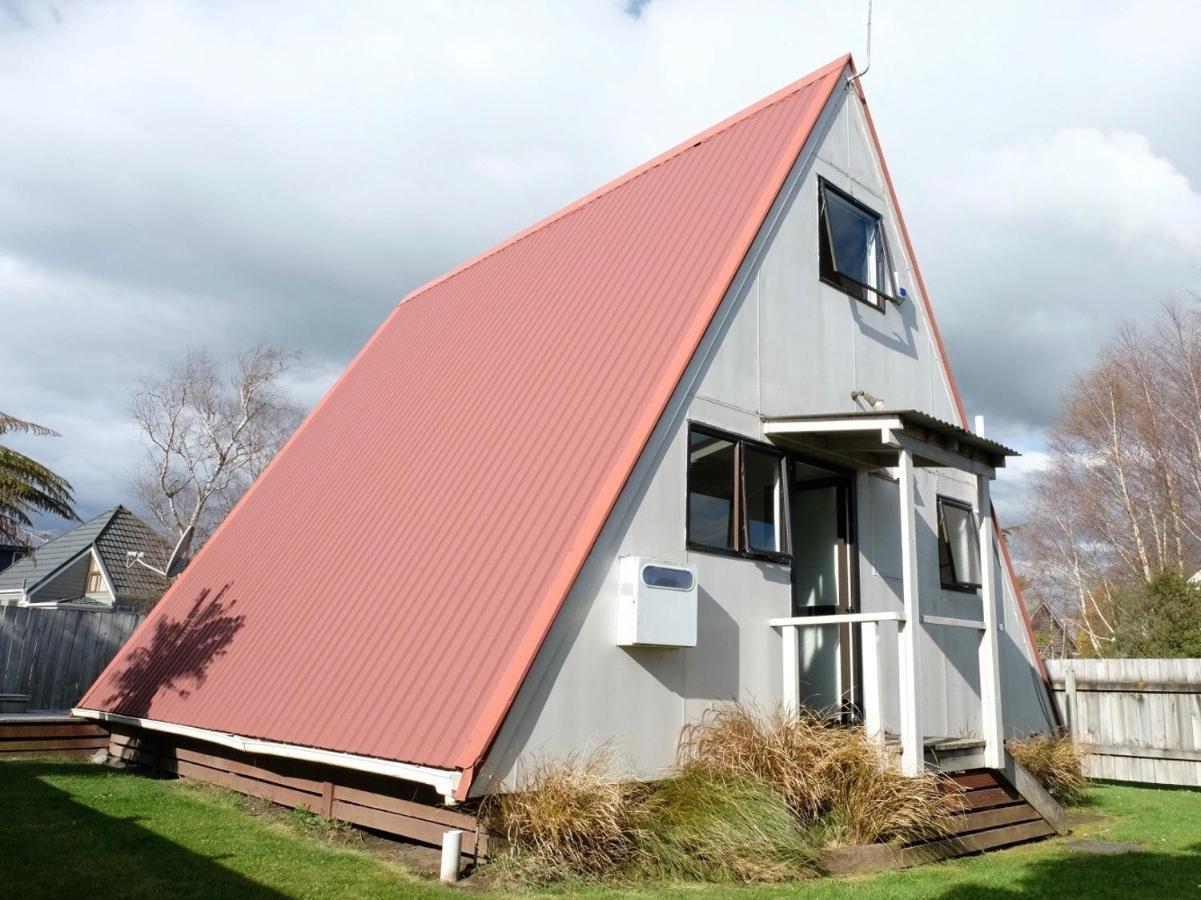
679, 704, 962, 845
485, 748, 644, 882
1008, 732, 1087, 804
487, 704, 968, 884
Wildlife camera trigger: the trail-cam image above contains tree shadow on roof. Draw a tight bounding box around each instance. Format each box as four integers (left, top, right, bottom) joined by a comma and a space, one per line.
102, 584, 245, 718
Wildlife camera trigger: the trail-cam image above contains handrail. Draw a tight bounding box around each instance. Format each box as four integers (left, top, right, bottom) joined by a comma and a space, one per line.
769, 611, 905, 628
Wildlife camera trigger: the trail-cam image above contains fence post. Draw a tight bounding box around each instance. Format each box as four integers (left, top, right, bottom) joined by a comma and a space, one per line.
1064, 667, 1078, 741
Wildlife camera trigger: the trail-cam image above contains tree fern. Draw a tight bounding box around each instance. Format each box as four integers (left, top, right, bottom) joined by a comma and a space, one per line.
0, 413, 78, 543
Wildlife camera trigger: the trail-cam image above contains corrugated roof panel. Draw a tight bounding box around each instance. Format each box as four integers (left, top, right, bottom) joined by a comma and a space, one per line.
79, 56, 850, 786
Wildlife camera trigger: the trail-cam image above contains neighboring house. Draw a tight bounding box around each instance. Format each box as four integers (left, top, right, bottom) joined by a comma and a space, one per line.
0, 507, 171, 612
79, 55, 1057, 814
1028, 601, 1079, 659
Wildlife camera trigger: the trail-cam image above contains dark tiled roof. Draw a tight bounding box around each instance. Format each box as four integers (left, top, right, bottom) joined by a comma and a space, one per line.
0, 506, 173, 607
0, 509, 117, 594
94, 508, 172, 604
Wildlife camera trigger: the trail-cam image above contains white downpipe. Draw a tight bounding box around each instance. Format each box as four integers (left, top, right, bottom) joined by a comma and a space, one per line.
72, 708, 462, 801
441, 829, 464, 883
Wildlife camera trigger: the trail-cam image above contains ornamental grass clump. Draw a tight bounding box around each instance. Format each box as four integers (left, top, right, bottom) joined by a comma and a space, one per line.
486, 748, 644, 882
635, 764, 818, 883
679, 703, 962, 845
1008, 732, 1087, 804
487, 746, 818, 884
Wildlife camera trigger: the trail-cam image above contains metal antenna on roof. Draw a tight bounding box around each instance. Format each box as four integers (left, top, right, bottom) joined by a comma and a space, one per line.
847, 0, 872, 87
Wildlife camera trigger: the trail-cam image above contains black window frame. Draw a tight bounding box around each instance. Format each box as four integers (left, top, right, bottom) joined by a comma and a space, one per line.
937, 495, 982, 593
817, 178, 897, 312
686, 423, 791, 564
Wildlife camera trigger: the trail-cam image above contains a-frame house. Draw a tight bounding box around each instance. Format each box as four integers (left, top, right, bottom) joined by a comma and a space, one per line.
77, 55, 1058, 844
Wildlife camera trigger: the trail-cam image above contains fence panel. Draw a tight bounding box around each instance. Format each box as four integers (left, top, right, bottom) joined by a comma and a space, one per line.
1046, 658, 1201, 787
0, 606, 142, 710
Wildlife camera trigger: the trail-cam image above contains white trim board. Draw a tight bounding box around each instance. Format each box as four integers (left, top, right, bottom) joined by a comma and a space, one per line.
71, 708, 463, 801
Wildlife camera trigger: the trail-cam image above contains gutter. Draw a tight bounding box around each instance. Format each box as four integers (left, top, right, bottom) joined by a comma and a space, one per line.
72, 708, 463, 803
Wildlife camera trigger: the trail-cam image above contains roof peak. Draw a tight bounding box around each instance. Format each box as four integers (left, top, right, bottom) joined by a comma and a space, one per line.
395, 54, 852, 311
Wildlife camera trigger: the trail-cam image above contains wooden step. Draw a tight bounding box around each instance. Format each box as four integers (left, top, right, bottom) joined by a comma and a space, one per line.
822, 768, 1057, 876
905, 768, 1056, 861
900, 818, 1056, 867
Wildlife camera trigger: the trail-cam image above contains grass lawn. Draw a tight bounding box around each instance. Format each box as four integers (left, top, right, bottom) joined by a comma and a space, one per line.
3, 758, 1201, 899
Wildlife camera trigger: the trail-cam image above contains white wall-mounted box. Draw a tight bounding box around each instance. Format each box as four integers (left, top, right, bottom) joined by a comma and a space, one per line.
616, 556, 697, 648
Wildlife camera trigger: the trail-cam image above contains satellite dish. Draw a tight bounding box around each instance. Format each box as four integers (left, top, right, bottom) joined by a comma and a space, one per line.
128, 524, 195, 579
165, 525, 195, 578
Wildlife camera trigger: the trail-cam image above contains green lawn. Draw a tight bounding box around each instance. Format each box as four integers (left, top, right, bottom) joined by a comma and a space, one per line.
2, 758, 1201, 899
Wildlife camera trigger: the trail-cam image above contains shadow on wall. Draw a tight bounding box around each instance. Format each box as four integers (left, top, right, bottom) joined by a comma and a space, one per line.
933, 843, 1201, 899
1, 761, 287, 899
102, 585, 245, 718
851, 283, 919, 361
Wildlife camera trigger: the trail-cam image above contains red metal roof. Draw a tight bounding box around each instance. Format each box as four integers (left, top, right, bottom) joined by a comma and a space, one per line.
79, 56, 855, 790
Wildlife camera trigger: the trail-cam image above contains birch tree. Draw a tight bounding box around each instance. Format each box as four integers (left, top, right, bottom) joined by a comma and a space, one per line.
131, 343, 303, 548
1020, 295, 1201, 653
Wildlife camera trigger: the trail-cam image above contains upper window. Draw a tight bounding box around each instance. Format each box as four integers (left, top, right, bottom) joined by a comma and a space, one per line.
937, 497, 981, 592
818, 180, 896, 310
687, 425, 790, 561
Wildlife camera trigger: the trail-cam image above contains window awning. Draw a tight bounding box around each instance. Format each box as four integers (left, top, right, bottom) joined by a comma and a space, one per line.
762, 410, 1018, 476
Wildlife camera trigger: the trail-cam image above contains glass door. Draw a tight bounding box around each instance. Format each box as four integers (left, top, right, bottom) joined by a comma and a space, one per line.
790, 461, 858, 719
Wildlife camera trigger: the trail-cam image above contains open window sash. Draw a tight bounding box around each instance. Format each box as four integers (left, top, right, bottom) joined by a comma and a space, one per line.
819, 181, 900, 307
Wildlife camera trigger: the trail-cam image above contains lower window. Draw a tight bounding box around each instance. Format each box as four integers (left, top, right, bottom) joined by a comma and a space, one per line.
687, 424, 790, 560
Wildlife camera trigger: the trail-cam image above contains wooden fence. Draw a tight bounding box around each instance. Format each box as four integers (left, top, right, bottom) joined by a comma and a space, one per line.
0, 605, 143, 711
1046, 658, 1201, 787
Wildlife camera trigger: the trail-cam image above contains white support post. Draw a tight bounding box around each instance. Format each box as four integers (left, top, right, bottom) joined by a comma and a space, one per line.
781, 624, 800, 712
897, 448, 924, 776
440, 829, 463, 884
860, 620, 883, 743
977, 475, 1005, 769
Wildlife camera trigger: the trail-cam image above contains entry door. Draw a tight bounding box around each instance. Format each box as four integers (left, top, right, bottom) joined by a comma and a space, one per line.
791, 465, 858, 719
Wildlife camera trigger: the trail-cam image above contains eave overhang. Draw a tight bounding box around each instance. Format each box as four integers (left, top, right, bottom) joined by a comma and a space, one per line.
763, 409, 1017, 477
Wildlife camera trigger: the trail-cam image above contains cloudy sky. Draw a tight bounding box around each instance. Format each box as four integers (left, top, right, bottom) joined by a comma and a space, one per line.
3, 0, 1200, 533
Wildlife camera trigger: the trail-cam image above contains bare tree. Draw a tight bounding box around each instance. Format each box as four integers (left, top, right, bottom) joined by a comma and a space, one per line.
1019, 294, 1201, 653
131, 343, 303, 548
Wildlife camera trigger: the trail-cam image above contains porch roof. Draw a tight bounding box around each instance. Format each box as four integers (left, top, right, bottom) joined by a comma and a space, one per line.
762, 409, 1018, 476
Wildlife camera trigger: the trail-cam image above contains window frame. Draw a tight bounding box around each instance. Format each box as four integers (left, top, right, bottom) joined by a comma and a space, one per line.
686, 423, 791, 564
817, 178, 897, 312
937, 495, 982, 593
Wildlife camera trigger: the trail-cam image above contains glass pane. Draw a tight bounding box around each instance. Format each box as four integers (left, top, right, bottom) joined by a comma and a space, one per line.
941, 501, 981, 587
744, 446, 784, 553
688, 430, 736, 550
823, 188, 894, 298
792, 485, 839, 609
642, 565, 694, 591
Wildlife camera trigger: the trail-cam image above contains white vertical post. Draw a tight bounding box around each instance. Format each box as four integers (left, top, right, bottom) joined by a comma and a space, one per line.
860, 620, 883, 743
440, 829, 463, 884
897, 448, 924, 775
977, 474, 1005, 769
781, 624, 800, 712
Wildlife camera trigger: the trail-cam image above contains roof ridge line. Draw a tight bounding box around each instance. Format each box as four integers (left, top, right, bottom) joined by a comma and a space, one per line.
394, 54, 852, 309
